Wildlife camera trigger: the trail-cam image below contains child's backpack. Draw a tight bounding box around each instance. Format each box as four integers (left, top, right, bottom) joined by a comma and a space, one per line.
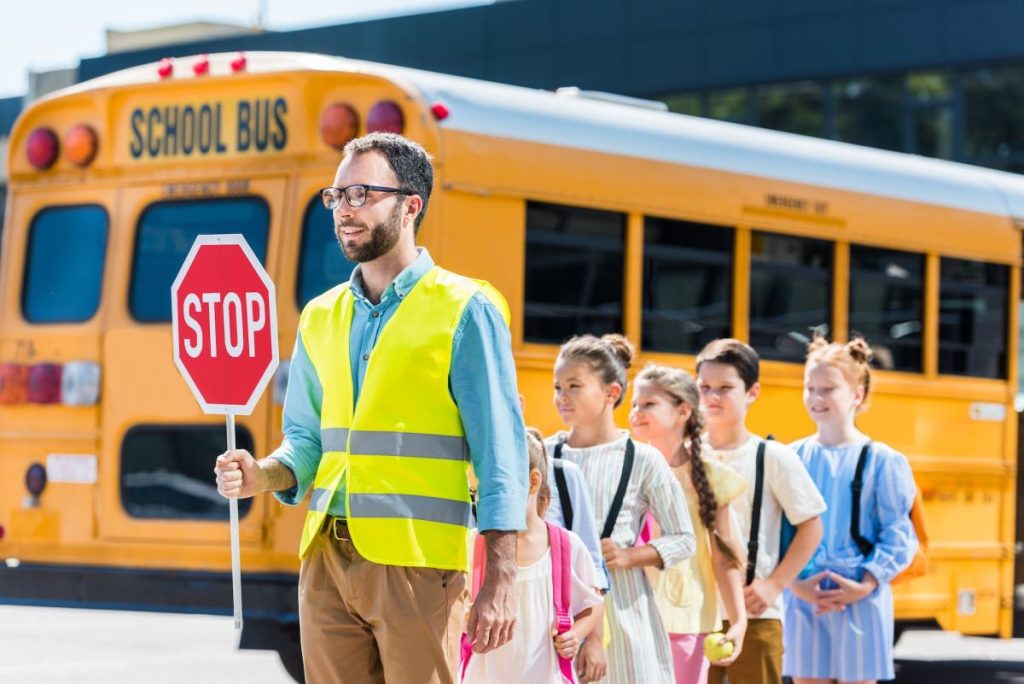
459, 521, 575, 683
850, 442, 929, 584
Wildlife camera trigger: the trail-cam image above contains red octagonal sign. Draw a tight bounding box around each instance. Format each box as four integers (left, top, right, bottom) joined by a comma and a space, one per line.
171, 234, 279, 415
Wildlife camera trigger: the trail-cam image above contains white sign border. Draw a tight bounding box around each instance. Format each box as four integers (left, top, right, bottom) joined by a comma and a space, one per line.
171, 233, 280, 416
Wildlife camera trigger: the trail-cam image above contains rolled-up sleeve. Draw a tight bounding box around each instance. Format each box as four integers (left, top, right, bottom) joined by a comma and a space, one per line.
450, 293, 528, 533
267, 333, 323, 506
644, 454, 696, 567
861, 451, 919, 585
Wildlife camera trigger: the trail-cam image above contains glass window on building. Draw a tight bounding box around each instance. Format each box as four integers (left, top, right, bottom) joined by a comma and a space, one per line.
297, 194, 356, 308
23, 205, 108, 323
757, 81, 824, 137
938, 257, 1008, 379
642, 217, 732, 354
907, 71, 955, 159
833, 77, 902, 151
708, 88, 752, 124
662, 93, 702, 116
523, 202, 626, 343
965, 65, 1024, 171
848, 245, 925, 372
749, 232, 832, 362
129, 198, 270, 322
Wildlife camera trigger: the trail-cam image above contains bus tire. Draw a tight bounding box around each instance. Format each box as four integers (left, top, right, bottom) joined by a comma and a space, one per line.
240, 618, 304, 683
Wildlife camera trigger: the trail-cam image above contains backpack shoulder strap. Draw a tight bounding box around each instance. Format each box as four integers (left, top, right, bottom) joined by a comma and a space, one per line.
552, 443, 574, 530
601, 438, 636, 540
851, 441, 875, 557
547, 522, 575, 683
746, 440, 767, 586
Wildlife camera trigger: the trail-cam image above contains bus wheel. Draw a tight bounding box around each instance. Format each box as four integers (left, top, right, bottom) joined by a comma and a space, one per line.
240, 618, 304, 683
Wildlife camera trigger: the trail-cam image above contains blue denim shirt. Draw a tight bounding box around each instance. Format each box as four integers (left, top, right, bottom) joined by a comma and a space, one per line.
269, 248, 528, 532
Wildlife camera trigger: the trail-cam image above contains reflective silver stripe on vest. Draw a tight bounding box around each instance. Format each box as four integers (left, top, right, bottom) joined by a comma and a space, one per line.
349, 493, 472, 528
319, 428, 468, 461
320, 428, 350, 452
310, 488, 334, 513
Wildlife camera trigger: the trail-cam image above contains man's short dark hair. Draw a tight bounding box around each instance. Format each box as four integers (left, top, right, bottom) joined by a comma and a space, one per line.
343, 132, 434, 232
695, 338, 760, 389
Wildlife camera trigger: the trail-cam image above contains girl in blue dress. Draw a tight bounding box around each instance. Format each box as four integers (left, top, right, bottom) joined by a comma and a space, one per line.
783, 337, 918, 684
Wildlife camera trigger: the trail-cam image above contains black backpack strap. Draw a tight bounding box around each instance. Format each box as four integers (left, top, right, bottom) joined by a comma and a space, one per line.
552, 442, 574, 530
601, 438, 636, 540
746, 441, 767, 586
851, 441, 874, 557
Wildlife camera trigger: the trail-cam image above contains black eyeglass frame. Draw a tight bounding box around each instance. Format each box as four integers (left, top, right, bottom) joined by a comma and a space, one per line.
320, 184, 412, 209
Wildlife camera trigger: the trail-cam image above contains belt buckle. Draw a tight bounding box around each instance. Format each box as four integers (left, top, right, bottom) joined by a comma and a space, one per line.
331, 518, 350, 542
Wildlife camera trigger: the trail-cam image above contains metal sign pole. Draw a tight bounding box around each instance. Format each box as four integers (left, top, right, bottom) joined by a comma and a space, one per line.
226, 412, 243, 632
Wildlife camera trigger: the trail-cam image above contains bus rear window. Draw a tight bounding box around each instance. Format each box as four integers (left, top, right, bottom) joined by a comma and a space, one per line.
121, 424, 254, 520
130, 198, 269, 322
23, 205, 108, 323
939, 257, 1008, 379
297, 194, 355, 308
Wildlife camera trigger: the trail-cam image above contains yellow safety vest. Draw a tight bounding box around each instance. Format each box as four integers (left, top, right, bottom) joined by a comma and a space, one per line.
296, 265, 510, 570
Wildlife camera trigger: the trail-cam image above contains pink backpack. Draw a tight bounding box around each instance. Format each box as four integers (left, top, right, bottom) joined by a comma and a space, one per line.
459, 522, 575, 683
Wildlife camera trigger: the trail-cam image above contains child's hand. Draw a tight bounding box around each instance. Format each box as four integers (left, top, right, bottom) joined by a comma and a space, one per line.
576, 637, 607, 682
790, 571, 827, 605
601, 538, 630, 569
552, 626, 580, 659
814, 571, 877, 613
743, 577, 782, 617
711, 620, 746, 667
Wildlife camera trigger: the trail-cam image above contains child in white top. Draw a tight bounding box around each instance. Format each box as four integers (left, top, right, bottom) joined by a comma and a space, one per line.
462, 429, 603, 684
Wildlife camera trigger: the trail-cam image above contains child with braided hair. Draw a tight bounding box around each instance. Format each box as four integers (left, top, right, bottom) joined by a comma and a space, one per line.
629, 364, 748, 684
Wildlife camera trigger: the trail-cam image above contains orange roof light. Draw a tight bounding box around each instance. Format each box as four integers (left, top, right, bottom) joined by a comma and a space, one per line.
320, 103, 360, 151
65, 124, 98, 168
26, 127, 59, 170
367, 100, 404, 134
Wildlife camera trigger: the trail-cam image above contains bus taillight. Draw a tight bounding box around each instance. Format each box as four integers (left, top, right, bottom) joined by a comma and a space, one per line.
0, 364, 29, 404
28, 364, 62, 404
62, 361, 101, 406
65, 125, 98, 168
321, 103, 359, 151
26, 127, 59, 170
367, 100, 404, 134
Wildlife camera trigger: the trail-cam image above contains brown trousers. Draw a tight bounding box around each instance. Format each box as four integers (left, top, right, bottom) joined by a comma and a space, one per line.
298, 518, 468, 684
707, 618, 784, 684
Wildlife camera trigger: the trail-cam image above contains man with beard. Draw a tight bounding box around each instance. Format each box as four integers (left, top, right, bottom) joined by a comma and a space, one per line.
214, 132, 527, 684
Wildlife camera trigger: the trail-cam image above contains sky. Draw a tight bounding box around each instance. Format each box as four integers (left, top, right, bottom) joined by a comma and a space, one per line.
0, 0, 487, 98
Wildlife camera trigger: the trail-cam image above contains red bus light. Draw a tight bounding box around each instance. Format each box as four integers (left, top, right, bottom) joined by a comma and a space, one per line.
230, 53, 247, 73
65, 125, 98, 168
0, 364, 29, 404
320, 103, 359, 151
28, 364, 62, 404
26, 127, 59, 170
431, 101, 450, 121
157, 58, 174, 79
367, 100, 404, 134
193, 54, 210, 76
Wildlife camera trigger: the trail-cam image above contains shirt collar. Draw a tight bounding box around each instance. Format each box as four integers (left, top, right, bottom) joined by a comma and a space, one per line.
348, 247, 435, 303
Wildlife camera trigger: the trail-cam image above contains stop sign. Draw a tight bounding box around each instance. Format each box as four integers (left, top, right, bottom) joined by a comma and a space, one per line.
171, 234, 279, 415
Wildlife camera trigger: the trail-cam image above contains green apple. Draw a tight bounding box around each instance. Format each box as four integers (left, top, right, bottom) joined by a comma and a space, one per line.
703, 632, 735, 662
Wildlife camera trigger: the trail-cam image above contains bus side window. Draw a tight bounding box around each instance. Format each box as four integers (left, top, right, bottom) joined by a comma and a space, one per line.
296, 194, 355, 308
129, 197, 270, 323
849, 245, 925, 372
523, 201, 626, 343
749, 231, 833, 362
642, 216, 733, 354
121, 424, 255, 520
938, 257, 1009, 379
23, 205, 108, 323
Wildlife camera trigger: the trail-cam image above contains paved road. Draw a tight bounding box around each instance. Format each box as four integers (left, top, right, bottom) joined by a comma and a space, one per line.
5, 605, 1024, 683
0, 605, 293, 683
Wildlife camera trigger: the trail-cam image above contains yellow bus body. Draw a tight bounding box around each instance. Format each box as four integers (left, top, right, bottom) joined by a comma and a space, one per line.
0, 53, 1020, 644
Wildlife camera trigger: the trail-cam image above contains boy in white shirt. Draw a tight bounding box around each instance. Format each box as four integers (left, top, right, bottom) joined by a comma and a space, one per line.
697, 339, 826, 684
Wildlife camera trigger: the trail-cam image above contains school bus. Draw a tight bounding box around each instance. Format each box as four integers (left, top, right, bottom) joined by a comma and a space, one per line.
1, 52, 1021, 675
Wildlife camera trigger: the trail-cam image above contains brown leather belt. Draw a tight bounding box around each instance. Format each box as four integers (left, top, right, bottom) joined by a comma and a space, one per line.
328, 516, 350, 542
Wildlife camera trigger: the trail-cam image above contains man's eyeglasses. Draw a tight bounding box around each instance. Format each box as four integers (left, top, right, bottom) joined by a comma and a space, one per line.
320, 184, 410, 210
